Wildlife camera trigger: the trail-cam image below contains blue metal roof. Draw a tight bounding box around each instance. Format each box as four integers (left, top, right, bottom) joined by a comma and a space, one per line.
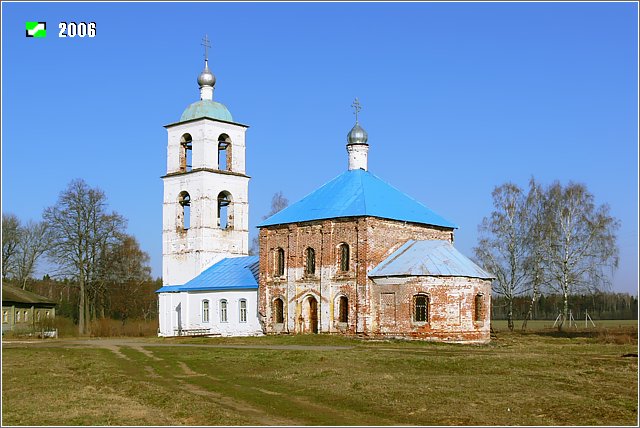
180, 100, 233, 122
156, 256, 259, 293
368, 240, 494, 279
258, 169, 456, 229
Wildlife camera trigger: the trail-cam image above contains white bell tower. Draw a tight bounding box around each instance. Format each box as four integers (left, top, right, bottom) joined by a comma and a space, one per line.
162, 36, 250, 286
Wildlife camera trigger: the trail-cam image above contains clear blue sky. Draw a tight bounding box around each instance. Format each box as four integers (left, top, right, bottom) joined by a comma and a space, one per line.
2, 2, 638, 296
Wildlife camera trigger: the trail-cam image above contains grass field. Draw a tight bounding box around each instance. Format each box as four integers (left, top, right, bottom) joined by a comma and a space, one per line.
2, 323, 638, 426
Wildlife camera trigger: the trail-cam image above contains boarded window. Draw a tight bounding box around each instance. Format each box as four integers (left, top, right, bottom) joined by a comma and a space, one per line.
339, 243, 350, 272
274, 298, 284, 324
275, 248, 285, 277
474, 294, 484, 322
414, 295, 429, 322
338, 296, 348, 323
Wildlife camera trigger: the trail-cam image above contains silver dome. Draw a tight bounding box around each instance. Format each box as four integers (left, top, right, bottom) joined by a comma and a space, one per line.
197, 62, 216, 87
347, 123, 368, 145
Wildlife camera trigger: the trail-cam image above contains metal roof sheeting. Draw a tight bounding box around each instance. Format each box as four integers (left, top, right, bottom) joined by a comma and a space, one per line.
368, 240, 494, 279
2, 284, 57, 306
258, 169, 456, 229
156, 256, 259, 293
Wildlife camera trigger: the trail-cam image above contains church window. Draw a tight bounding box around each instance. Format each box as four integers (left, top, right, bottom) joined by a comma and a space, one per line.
217, 191, 233, 230
180, 133, 193, 172
239, 299, 247, 323
273, 298, 284, 324
338, 296, 348, 323
220, 300, 228, 322
218, 134, 232, 171
202, 300, 210, 322
275, 247, 285, 277
474, 293, 484, 322
179, 192, 191, 230
413, 294, 429, 323
339, 243, 350, 272
305, 247, 316, 276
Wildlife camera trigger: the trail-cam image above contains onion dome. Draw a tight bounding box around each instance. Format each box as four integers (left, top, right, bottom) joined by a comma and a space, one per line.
347, 122, 368, 145
197, 61, 216, 87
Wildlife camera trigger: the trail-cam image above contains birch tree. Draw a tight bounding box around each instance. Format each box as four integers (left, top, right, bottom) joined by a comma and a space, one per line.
43, 179, 126, 335
475, 183, 530, 331
543, 181, 619, 330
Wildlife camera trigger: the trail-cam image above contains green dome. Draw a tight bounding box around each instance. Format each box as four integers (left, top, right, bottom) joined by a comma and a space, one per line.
180, 100, 233, 122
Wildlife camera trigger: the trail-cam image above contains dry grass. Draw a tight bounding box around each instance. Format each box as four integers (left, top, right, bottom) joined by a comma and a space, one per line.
2, 324, 638, 426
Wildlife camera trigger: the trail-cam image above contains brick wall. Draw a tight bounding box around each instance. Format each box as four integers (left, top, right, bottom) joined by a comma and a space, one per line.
258, 216, 489, 342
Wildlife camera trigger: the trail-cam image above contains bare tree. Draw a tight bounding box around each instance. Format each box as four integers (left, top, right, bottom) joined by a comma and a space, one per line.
475, 183, 531, 331
250, 191, 289, 256
2, 213, 20, 279
43, 179, 126, 335
14, 220, 51, 290
543, 181, 619, 330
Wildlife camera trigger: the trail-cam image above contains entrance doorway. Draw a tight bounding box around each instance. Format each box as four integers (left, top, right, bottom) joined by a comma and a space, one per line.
307, 296, 318, 334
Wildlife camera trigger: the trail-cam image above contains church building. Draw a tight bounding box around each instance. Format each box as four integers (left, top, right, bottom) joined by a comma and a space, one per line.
157, 44, 494, 342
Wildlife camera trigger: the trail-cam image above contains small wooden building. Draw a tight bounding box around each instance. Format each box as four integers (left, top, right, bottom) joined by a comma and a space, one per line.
2, 284, 57, 335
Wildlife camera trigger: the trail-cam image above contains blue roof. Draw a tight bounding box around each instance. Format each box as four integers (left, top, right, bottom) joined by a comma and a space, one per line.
180, 99, 233, 122
156, 256, 259, 293
368, 240, 494, 279
258, 169, 456, 229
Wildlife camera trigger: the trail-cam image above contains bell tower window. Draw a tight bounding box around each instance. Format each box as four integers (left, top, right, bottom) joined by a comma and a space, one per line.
178, 191, 191, 230
217, 191, 233, 229
218, 134, 232, 171
180, 134, 193, 172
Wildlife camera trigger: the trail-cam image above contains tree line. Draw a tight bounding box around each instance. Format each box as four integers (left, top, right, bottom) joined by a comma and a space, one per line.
491, 292, 637, 322
474, 178, 620, 331
3, 179, 156, 334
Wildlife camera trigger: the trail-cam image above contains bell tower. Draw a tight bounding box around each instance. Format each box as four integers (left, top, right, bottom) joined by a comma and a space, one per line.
162, 36, 250, 286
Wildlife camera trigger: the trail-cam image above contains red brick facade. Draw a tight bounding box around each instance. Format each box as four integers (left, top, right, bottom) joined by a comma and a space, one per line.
258, 216, 491, 342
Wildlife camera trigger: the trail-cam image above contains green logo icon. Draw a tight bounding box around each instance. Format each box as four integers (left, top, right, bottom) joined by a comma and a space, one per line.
26, 22, 46, 38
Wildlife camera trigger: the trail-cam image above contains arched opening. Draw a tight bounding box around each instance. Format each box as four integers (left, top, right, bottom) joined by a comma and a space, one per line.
202, 300, 209, 323
305, 247, 316, 276
275, 247, 285, 277
413, 294, 429, 323
180, 134, 193, 172
217, 191, 233, 229
338, 243, 350, 272
218, 134, 232, 171
338, 295, 348, 323
474, 293, 484, 322
178, 191, 191, 231
307, 296, 318, 334
239, 299, 247, 323
220, 299, 228, 322
273, 298, 284, 324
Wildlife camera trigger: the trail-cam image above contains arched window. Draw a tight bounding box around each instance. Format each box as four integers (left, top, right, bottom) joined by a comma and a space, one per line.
220, 300, 228, 322
202, 300, 210, 322
180, 133, 193, 172
305, 247, 316, 275
474, 293, 484, 322
275, 247, 285, 277
217, 191, 233, 230
273, 298, 284, 324
339, 243, 350, 272
218, 134, 232, 171
413, 294, 429, 323
2, 310, 8, 323
239, 299, 247, 323
178, 191, 191, 230
16, 310, 21, 323
338, 296, 348, 323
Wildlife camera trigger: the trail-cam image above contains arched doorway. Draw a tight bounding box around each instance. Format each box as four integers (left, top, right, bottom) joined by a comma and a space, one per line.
307, 296, 318, 334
